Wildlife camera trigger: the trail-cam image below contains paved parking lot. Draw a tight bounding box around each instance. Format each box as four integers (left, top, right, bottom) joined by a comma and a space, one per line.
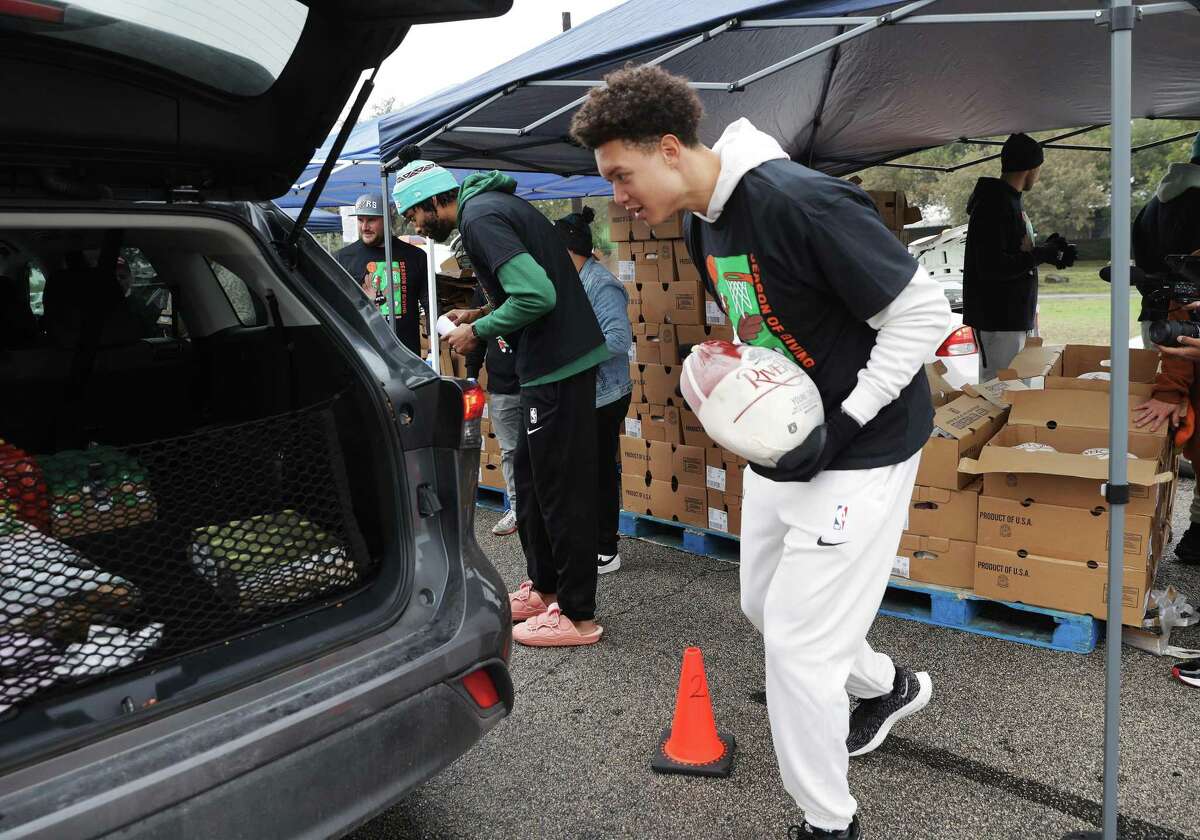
352, 482, 1200, 840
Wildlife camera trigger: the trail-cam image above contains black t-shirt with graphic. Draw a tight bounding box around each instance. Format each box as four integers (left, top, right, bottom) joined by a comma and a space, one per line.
335, 237, 428, 355
684, 159, 931, 470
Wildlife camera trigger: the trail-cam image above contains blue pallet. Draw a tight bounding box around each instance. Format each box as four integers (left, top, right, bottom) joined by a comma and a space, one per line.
476, 484, 510, 512
878, 577, 1101, 654
613, 510, 1101, 655
618, 511, 741, 563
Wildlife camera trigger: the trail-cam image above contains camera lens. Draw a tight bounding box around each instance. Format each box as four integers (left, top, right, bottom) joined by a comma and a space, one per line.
1149, 319, 1200, 347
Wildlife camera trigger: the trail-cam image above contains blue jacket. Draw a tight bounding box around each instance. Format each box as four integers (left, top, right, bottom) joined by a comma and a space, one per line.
578, 258, 633, 408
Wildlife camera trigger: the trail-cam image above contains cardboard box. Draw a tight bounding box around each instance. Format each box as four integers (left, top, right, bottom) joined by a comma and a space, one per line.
705, 450, 745, 497
681, 406, 718, 449
634, 239, 676, 284
908, 484, 980, 543
705, 289, 728, 326
675, 238, 701, 285
893, 532, 975, 589
974, 545, 1154, 626
706, 489, 743, 536
631, 209, 685, 241
629, 362, 682, 406
976, 495, 1157, 571
609, 200, 633, 241
959, 424, 1171, 518
633, 322, 679, 365
640, 280, 704, 325
674, 324, 735, 360
867, 190, 917, 231
623, 280, 641, 322
479, 455, 507, 490
1003, 388, 1166, 445
917, 394, 1007, 490
999, 337, 1062, 381
637, 404, 682, 444
673, 443, 708, 488
621, 473, 706, 527
1041, 344, 1160, 394
926, 361, 962, 408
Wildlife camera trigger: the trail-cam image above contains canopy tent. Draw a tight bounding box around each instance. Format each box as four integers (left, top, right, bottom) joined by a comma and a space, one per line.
378, 0, 1200, 177
273, 115, 612, 210
283, 206, 343, 233
372, 4, 1200, 840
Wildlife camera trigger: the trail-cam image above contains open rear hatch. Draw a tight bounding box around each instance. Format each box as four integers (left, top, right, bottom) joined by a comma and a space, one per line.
0, 0, 510, 200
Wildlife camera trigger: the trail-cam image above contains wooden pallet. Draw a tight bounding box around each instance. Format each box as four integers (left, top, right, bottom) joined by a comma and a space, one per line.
613, 510, 1101, 654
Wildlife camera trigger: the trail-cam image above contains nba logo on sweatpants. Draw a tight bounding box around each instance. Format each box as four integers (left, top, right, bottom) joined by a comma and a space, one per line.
529, 407, 538, 425
832, 505, 848, 532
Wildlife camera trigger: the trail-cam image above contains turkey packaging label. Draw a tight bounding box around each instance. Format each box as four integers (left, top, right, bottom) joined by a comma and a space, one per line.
680, 341, 823, 466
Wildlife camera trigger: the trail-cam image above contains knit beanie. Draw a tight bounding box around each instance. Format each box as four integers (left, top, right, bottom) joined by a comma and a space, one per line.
1001, 133, 1045, 173
554, 206, 595, 257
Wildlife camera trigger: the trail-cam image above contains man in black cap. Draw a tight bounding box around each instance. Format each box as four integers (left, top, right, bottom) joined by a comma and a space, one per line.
962, 133, 1075, 380
335, 192, 429, 355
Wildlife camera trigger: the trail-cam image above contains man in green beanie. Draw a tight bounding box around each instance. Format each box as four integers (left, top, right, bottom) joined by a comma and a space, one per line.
392, 153, 609, 647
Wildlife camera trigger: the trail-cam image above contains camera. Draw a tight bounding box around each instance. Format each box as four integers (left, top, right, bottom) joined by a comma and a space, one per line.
1149, 318, 1200, 347
1102, 255, 1200, 347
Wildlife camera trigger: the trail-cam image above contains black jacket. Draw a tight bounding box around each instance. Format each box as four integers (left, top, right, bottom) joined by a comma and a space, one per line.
962, 178, 1039, 332
1133, 163, 1200, 322
464, 287, 519, 394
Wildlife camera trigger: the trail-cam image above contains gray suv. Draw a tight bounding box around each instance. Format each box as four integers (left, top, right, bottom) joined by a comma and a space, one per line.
0, 2, 513, 837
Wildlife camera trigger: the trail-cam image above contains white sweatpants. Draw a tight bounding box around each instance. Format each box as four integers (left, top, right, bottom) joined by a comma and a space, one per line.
740, 450, 921, 831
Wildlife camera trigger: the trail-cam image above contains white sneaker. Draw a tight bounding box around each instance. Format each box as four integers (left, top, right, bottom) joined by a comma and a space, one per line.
492, 509, 517, 536
597, 553, 621, 575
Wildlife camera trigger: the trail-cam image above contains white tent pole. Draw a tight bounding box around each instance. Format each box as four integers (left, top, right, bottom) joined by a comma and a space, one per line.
379, 170, 395, 329
426, 233, 440, 375
1102, 1, 1134, 838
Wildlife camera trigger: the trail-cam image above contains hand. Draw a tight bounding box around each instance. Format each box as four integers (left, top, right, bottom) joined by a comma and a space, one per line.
1158, 334, 1200, 360
749, 410, 861, 483
737, 314, 764, 342
445, 308, 483, 326
446, 323, 480, 355
1133, 398, 1186, 433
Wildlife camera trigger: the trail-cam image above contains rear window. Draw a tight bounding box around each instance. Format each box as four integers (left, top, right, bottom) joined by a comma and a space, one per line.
0, 0, 309, 96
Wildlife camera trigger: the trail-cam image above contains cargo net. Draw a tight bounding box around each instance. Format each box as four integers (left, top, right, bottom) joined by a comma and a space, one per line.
0, 405, 370, 714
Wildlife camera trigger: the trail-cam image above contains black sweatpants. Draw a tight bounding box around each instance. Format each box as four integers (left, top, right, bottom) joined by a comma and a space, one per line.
514, 367, 599, 621
596, 393, 631, 557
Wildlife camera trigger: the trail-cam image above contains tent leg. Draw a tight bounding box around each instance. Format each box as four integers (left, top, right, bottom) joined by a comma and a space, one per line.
379, 170, 395, 329
1065, 3, 1133, 840
426, 219, 440, 375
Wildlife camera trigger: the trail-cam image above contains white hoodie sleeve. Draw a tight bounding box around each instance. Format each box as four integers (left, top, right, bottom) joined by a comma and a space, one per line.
841, 265, 952, 427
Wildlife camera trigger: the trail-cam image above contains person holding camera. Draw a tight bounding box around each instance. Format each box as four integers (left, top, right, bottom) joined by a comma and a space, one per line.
1132, 132, 1200, 565
962, 133, 1076, 380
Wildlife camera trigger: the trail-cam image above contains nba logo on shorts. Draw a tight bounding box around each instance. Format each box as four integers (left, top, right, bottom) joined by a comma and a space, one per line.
529, 407, 538, 425
832, 505, 848, 532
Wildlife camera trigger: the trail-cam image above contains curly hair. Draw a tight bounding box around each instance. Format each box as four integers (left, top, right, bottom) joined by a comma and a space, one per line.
569, 64, 704, 150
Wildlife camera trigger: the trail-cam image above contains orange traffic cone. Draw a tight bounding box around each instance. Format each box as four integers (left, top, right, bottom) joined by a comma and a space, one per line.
651, 647, 735, 777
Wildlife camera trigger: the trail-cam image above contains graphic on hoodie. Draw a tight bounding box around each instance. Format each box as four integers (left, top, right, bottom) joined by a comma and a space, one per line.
364, 260, 409, 318
707, 252, 793, 355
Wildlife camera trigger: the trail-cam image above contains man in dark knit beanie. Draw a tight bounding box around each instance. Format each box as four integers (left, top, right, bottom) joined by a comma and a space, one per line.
963, 133, 1075, 380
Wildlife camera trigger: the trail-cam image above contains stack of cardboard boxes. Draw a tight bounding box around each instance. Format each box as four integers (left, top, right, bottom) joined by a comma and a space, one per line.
867, 190, 923, 242
477, 401, 507, 492
612, 201, 747, 536
904, 343, 1176, 628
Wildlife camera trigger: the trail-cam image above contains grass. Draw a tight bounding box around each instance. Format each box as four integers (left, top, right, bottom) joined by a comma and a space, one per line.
1038, 260, 1117, 295
1036, 294, 1140, 346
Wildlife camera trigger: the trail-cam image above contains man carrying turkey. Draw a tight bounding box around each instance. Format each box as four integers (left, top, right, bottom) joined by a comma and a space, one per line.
571, 66, 951, 839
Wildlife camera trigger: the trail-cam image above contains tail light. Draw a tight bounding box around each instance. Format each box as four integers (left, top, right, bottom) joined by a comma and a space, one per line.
462, 384, 486, 422
459, 383, 485, 450
936, 326, 978, 357
460, 668, 501, 710
0, 0, 64, 23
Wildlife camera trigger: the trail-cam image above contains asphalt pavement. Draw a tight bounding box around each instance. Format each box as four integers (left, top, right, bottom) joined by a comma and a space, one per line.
350, 482, 1200, 840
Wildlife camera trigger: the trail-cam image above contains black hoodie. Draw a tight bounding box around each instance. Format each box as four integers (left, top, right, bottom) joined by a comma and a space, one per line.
962, 177, 1039, 332
1132, 162, 1200, 322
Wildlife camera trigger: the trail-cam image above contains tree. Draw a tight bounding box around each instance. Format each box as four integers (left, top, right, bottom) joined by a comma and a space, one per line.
856, 120, 1200, 235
